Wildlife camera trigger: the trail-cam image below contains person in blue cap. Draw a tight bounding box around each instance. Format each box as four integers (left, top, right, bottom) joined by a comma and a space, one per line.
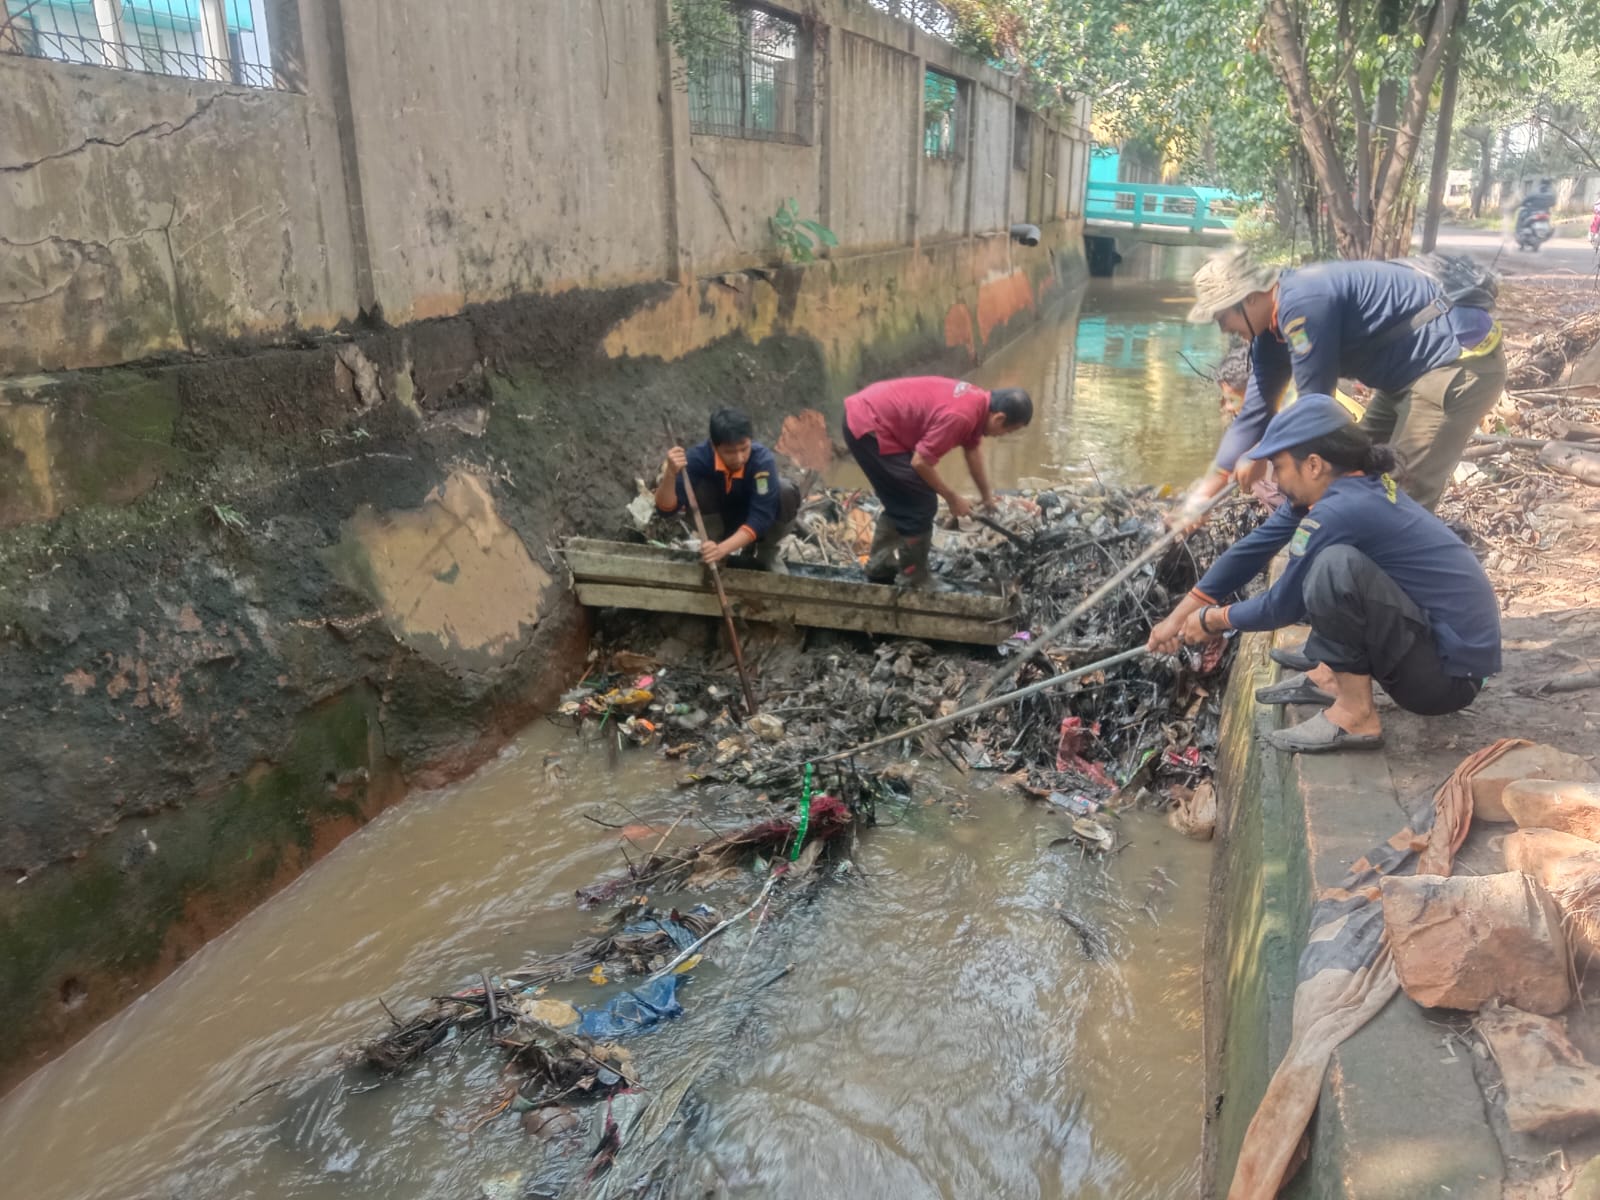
655, 406, 799, 573
1147, 394, 1501, 754
1175, 247, 1503, 521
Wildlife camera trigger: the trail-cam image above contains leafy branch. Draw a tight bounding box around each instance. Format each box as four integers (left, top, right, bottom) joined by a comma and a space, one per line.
770, 198, 837, 263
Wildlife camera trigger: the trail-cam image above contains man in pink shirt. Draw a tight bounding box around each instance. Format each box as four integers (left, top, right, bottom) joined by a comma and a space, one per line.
842, 376, 1032, 587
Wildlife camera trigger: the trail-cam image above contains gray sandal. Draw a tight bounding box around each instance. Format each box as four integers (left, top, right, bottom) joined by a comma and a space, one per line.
1266, 710, 1385, 754
1269, 642, 1317, 672
1255, 672, 1336, 707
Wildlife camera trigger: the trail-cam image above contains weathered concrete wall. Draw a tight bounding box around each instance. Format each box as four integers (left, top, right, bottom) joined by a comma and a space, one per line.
336, 0, 675, 320
971, 86, 1013, 234
1202, 632, 1307, 1196
0, 54, 357, 374
2, 0, 1090, 368
829, 29, 920, 249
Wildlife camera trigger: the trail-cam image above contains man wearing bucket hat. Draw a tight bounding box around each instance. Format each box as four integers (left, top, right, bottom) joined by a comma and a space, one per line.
1148, 395, 1500, 754
1176, 246, 1503, 521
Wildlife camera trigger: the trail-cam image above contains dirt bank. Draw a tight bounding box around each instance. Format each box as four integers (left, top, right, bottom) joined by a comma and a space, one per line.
0, 231, 1084, 1092
0, 285, 832, 1091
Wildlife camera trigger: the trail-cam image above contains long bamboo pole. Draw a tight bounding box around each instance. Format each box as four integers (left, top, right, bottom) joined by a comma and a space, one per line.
982, 482, 1239, 697
666, 425, 760, 718
816, 646, 1147, 764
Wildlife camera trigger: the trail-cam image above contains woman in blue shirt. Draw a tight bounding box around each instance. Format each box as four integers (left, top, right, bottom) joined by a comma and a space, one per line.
1149, 395, 1501, 754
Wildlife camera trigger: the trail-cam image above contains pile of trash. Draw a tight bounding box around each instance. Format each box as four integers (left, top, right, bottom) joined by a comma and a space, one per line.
345, 789, 862, 1192
571, 480, 1261, 844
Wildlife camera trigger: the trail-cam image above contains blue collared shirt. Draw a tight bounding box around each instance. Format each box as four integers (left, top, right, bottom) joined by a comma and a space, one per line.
1215, 260, 1494, 471
658, 440, 783, 537
1194, 474, 1501, 679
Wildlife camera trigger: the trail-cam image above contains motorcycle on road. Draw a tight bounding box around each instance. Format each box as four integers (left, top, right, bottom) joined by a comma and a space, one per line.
1516, 207, 1554, 252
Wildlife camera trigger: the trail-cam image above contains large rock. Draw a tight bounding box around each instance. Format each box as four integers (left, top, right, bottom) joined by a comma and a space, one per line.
1476, 1004, 1600, 1139
1504, 778, 1600, 841
1504, 828, 1600, 882
1505, 832, 1600, 962
1471, 743, 1599, 823
1381, 872, 1571, 1014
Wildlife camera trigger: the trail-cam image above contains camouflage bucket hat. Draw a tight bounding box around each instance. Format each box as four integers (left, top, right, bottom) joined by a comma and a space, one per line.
1188, 247, 1281, 324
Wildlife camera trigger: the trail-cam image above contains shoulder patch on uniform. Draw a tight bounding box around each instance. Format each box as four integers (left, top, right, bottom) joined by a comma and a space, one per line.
1288, 517, 1320, 557
1284, 315, 1312, 358
754, 471, 771, 495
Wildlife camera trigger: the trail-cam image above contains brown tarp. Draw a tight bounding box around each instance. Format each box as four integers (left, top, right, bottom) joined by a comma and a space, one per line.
1226, 737, 1531, 1198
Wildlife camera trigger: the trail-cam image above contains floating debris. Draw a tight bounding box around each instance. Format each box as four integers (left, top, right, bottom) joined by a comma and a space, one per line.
589, 479, 1260, 826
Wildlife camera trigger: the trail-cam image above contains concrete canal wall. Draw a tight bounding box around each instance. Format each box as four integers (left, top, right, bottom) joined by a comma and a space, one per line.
1204, 627, 1512, 1198
0, 0, 1090, 1087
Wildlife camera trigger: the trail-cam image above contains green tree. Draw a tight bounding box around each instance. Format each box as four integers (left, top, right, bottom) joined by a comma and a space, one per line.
891, 0, 1599, 256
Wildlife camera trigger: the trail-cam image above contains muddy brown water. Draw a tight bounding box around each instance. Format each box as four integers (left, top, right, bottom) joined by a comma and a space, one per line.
0, 247, 1227, 1199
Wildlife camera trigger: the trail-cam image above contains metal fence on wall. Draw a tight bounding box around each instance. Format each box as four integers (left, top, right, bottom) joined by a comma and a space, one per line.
687, 8, 804, 143
1, 0, 281, 89
866, 0, 956, 41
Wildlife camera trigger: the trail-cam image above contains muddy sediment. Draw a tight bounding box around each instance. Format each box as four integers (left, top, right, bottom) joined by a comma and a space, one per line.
0, 282, 834, 1090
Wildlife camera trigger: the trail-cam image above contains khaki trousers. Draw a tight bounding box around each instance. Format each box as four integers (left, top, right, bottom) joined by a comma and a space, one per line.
1357, 341, 1506, 510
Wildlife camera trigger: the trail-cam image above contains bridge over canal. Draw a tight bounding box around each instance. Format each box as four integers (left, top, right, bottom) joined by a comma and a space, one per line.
1083, 179, 1245, 274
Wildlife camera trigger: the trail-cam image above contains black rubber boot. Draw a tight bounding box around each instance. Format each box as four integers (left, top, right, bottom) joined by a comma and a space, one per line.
751, 540, 790, 574
864, 512, 901, 582
896, 534, 949, 591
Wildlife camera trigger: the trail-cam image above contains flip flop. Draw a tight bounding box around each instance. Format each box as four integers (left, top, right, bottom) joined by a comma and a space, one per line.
1269, 642, 1317, 672
1254, 672, 1335, 707
1266, 710, 1384, 754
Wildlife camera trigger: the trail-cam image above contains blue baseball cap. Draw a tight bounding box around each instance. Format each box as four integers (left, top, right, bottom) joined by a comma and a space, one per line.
1245, 394, 1354, 460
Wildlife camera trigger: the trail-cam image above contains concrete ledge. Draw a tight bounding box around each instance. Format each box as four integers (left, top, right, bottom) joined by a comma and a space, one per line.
1206, 626, 1504, 1198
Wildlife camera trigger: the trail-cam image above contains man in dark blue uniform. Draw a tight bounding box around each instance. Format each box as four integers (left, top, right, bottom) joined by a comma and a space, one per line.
1149, 395, 1501, 754
1177, 247, 1503, 518
655, 407, 800, 573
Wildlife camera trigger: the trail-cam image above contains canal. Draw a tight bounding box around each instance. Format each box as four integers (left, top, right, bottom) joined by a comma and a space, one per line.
0, 245, 1228, 1200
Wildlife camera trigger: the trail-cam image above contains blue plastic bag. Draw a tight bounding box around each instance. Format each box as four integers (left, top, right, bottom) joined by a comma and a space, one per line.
575, 975, 684, 1039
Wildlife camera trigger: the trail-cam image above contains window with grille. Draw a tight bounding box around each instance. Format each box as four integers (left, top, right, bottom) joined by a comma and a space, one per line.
1, 0, 283, 89
923, 68, 963, 161
1013, 106, 1032, 172
687, 4, 808, 144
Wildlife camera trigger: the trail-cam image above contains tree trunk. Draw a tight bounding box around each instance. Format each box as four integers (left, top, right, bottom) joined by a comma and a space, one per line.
1339, 0, 1374, 247
1370, 0, 1402, 211
1420, 5, 1464, 252
1368, 0, 1461, 256
1373, 79, 1399, 207
1275, 172, 1298, 239
1264, 0, 1365, 257
1466, 128, 1492, 218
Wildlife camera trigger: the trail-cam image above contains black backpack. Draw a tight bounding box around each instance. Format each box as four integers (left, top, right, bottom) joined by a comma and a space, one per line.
1371, 254, 1499, 348
1403, 253, 1499, 311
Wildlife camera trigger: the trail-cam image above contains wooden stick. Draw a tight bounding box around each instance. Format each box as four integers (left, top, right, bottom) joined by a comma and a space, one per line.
1526, 667, 1600, 697
1470, 432, 1550, 449
1510, 381, 1600, 394
1470, 433, 1596, 451
644, 872, 781, 981
816, 645, 1148, 764
666, 423, 760, 717
982, 482, 1238, 696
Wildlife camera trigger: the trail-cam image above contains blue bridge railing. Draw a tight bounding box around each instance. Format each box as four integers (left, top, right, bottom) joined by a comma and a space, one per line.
1085, 181, 1240, 233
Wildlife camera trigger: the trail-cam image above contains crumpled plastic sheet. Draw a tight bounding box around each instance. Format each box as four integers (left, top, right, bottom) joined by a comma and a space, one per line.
620, 906, 714, 953
575, 975, 685, 1039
